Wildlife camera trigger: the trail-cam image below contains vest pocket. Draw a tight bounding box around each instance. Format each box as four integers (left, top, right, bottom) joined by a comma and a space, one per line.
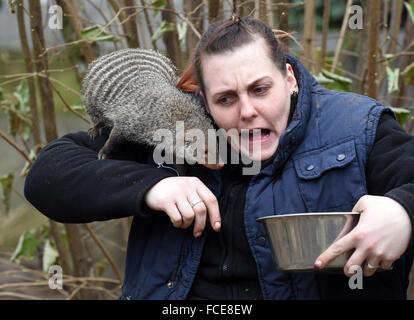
293, 138, 366, 212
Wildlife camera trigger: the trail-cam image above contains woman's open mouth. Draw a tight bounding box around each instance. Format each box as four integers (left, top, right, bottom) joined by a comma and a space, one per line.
240, 128, 272, 144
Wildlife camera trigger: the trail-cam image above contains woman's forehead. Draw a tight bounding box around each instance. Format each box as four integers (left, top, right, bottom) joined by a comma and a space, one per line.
202, 41, 284, 93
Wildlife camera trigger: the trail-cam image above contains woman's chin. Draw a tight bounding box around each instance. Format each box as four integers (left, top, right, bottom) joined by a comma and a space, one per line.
239, 149, 275, 163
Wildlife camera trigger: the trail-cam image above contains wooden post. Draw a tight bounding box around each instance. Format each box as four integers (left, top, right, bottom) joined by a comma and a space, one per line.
320, 0, 330, 72
302, 0, 316, 72
367, 0, 381, 99
16, 0, 40, 145
60, 0, 95, 64
276, 0, 290, 50
121, 0, 140, 48
162, 0, 183, 72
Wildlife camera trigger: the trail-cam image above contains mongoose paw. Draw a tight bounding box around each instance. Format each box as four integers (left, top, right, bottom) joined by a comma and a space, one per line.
98, 149, 109, 160
88, 125, 104, 140
88, 127, 98, 140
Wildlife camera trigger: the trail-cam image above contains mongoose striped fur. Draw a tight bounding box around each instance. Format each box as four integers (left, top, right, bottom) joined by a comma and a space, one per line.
82, 49, 217, 168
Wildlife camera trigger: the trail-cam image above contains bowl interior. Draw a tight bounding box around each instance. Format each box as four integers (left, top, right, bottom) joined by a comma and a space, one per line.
257, 212, 360, 272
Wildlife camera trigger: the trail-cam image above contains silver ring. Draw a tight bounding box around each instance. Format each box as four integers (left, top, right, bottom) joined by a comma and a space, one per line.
367, 263, 380, 269
190, 199, 203, 208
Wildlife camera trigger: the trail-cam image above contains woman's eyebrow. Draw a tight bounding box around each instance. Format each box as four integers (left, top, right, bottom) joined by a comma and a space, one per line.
213, 89, 236, 98
247, 76, 273, 89
212, 76, 273, 98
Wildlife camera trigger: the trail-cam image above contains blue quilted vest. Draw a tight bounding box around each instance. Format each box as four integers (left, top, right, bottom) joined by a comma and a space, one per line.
120, 55, 412, 300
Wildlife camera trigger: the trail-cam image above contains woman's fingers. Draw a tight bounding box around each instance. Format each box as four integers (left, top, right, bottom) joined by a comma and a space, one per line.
164, 204, 183, 228
176, 200, 196, 229
363, 257, 382, 277
191, 201, 207, 237
380, 260, 394, 270
314, 230, 355, 269
145, 176, 221, 236
315, 195, 411, 278
196, 184, 221, 232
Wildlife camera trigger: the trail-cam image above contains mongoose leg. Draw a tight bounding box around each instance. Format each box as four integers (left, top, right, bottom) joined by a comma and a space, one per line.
98, 126, 123, 160
88, 122, 105, 139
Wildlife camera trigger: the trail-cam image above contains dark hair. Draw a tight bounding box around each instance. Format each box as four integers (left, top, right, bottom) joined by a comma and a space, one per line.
193, 16, 287, 95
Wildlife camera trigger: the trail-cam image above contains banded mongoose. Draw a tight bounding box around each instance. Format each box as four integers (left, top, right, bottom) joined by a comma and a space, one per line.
82, 48, 219, 171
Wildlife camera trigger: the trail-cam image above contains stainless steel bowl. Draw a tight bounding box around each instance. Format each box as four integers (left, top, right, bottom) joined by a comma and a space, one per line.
256, 212, 360, 272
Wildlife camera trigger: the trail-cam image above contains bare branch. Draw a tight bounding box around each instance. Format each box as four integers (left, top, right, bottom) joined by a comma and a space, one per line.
84, 224, 122, 283
0, 129, 33, 163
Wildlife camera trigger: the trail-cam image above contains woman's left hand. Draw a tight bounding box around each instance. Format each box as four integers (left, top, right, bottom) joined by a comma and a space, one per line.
314, 195, 412, 277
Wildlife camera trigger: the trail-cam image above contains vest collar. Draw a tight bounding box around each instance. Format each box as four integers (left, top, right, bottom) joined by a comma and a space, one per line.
256, 54, 316, 178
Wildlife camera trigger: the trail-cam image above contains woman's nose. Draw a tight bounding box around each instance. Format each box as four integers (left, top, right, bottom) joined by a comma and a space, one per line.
239, 96, 258, 121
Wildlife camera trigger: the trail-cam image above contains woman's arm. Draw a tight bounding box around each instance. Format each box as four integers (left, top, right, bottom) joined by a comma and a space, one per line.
366, 111, 414, 253
366, 112, 414, 216
24, 129, 176, 223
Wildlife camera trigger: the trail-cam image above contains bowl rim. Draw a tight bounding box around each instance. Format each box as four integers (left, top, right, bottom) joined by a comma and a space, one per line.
256, 211, 360, 222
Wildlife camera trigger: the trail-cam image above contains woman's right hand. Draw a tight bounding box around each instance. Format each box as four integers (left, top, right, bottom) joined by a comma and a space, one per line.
144, 177, 221, 237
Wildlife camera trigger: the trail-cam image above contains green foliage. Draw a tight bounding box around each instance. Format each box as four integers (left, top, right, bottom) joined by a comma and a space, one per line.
391, 107, 412, 126
177, 22, 187, 46
12, 79, 31, 140
70, 97, 86, 114
386, 67, 400, 94
152, 20, 175, 42
315, 69, 352, 92
11, 229, 39, 263
151, 0, 167, 17
313, 72, 334, 85
20, 148, 38, 178
94, 258, 109, 277
81, 25, 121, 44
0, 80, 32, 141
401, 62, 414, 86
0, 173, 14, 215
42, 239, 59, 273
11, 226, 59, 272
404, 1, 414, 24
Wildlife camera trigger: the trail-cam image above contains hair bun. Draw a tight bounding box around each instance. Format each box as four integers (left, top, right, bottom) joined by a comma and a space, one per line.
231, 15, 241, 23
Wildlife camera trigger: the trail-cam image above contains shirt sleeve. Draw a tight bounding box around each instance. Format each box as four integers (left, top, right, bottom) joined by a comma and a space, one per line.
24, 130, 176, 223
366, 111, 414, 252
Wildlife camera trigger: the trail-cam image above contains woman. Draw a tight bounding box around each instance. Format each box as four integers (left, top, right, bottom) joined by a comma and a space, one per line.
24, 17, 414, 299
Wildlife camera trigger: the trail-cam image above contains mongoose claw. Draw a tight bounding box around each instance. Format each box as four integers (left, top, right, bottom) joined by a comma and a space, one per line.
98, 149, 108, 160
88, 124, 104, 140
88, 127, 97, 139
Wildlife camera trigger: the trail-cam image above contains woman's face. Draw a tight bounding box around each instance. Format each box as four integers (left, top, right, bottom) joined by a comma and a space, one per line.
201, 38, 298, 161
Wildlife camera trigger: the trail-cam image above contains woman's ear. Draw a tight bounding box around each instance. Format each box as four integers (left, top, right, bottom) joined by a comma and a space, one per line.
286, 63, 298, 92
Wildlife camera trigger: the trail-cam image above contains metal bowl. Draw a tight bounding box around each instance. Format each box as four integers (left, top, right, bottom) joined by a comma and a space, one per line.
256, 212, 360, 272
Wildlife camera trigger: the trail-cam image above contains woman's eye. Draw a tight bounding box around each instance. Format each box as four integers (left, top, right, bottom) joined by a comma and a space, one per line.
218, 96, 234, 105
254, 86, 268, 94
